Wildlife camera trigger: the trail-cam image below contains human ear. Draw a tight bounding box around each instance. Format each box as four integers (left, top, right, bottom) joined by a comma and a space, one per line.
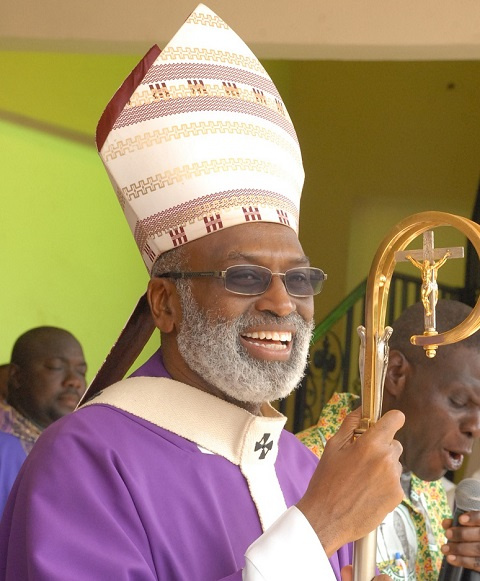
384, 350, 410, 398
5, 363, 24, 405
147, 278, 178, 334
7, 363, 21, 392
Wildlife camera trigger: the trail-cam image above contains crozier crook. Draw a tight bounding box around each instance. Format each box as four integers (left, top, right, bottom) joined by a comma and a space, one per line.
353, 210, 480, 581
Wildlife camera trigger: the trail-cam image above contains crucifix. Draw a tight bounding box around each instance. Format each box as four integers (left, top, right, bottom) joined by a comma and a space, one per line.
394, 231, 464, 350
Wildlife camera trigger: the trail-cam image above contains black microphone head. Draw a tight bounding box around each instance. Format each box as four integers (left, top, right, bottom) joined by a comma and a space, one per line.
455, 478, 480, 512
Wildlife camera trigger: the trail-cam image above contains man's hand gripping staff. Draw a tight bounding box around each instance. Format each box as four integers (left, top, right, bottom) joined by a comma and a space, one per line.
297, 406, 405, 580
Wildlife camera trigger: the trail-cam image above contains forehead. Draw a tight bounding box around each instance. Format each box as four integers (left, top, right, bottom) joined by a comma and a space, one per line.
25, 334, 84, 362
184, 222, 306, 265
416, 345, 480, 392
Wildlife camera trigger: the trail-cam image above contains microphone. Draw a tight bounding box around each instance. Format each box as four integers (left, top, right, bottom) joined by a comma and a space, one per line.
438, 478, 480, 581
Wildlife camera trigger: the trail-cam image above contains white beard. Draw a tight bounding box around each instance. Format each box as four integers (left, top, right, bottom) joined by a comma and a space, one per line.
176, 282, 314, 404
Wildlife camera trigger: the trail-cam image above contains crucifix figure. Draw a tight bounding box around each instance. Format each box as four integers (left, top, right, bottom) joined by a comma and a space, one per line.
406, 251, 451, 316
395, 231, 464, 332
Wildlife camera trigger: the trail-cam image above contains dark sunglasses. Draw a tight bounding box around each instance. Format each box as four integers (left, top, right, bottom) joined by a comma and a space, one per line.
156, 265, 327, 297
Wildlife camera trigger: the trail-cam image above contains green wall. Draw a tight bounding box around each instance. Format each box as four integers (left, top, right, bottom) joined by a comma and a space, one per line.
0, 116, 160, 377
288, 60, 480, 317
2, 52, 480, 379
0, 52, 163, 377
0, 52, 141, 136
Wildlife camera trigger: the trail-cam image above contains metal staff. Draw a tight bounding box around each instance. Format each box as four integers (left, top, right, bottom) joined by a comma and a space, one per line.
353, 210, 480, 581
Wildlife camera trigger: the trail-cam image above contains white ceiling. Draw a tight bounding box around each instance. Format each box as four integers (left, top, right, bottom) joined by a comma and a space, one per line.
2, 0, 480, 59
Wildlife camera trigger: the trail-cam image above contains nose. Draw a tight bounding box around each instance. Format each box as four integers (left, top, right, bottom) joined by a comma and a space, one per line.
254, 273, 298, 318
461, 409, 480, 439
63, 368, 86, 393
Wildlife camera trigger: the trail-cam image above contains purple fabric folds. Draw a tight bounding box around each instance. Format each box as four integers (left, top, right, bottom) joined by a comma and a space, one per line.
0, 349, 351, 579
0, 432, 26, 517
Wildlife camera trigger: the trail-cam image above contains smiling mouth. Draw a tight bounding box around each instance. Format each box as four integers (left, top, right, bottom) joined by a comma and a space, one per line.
241, 331, 292, 351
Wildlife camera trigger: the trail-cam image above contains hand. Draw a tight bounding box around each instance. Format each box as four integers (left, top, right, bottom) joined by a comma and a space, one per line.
340, 565, 392, 580
441, 510, 480, 571
296, 407, 404, 556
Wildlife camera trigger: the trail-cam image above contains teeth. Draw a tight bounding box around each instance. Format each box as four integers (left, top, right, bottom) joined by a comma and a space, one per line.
243, 331, 292, 342
248, 341, 287, 350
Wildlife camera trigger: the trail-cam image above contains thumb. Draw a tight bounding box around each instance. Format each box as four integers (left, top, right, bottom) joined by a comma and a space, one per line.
366, 409, 405, 442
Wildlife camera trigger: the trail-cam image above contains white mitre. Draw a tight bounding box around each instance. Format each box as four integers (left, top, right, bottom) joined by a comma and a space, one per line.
96, 3, 304, 272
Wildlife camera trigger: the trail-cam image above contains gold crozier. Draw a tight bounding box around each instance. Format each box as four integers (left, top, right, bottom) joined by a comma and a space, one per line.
353, 211, 480, 581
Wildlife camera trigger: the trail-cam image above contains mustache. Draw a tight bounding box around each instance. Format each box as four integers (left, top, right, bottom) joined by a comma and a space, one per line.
211, 310, 313, 332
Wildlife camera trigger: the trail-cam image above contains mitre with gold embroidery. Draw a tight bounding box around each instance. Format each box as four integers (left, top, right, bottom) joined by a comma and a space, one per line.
96, 3, 304, 272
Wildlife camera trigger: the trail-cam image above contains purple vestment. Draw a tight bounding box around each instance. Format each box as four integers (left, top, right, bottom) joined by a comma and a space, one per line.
0, 349, 351, 579
0, 432, 26, 517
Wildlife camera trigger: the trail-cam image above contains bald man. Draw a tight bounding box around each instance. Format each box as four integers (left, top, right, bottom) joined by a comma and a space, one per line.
298, 300, 480, 579
0, 327, 87, 514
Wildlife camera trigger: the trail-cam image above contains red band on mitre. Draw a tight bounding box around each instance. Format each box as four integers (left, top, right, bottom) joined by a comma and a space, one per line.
96, 45, 161, 152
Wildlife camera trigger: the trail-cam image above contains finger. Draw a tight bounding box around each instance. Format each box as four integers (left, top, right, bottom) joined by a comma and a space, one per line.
442, 518, 453, 530
458, 511, 480, 527
330, 408, 405, 454
329, 408, 363, 449
444, 525, 480, 544
443, 552, 480, 571
443, 538, 480, 557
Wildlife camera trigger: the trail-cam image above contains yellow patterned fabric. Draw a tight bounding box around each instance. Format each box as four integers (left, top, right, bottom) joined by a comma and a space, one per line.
97, 3, 304, 272
297, 392, 451, 580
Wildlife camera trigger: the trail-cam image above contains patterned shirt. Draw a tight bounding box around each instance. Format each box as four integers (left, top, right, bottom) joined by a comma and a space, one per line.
297, 392, 451, 580
0, 399, 42, 454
